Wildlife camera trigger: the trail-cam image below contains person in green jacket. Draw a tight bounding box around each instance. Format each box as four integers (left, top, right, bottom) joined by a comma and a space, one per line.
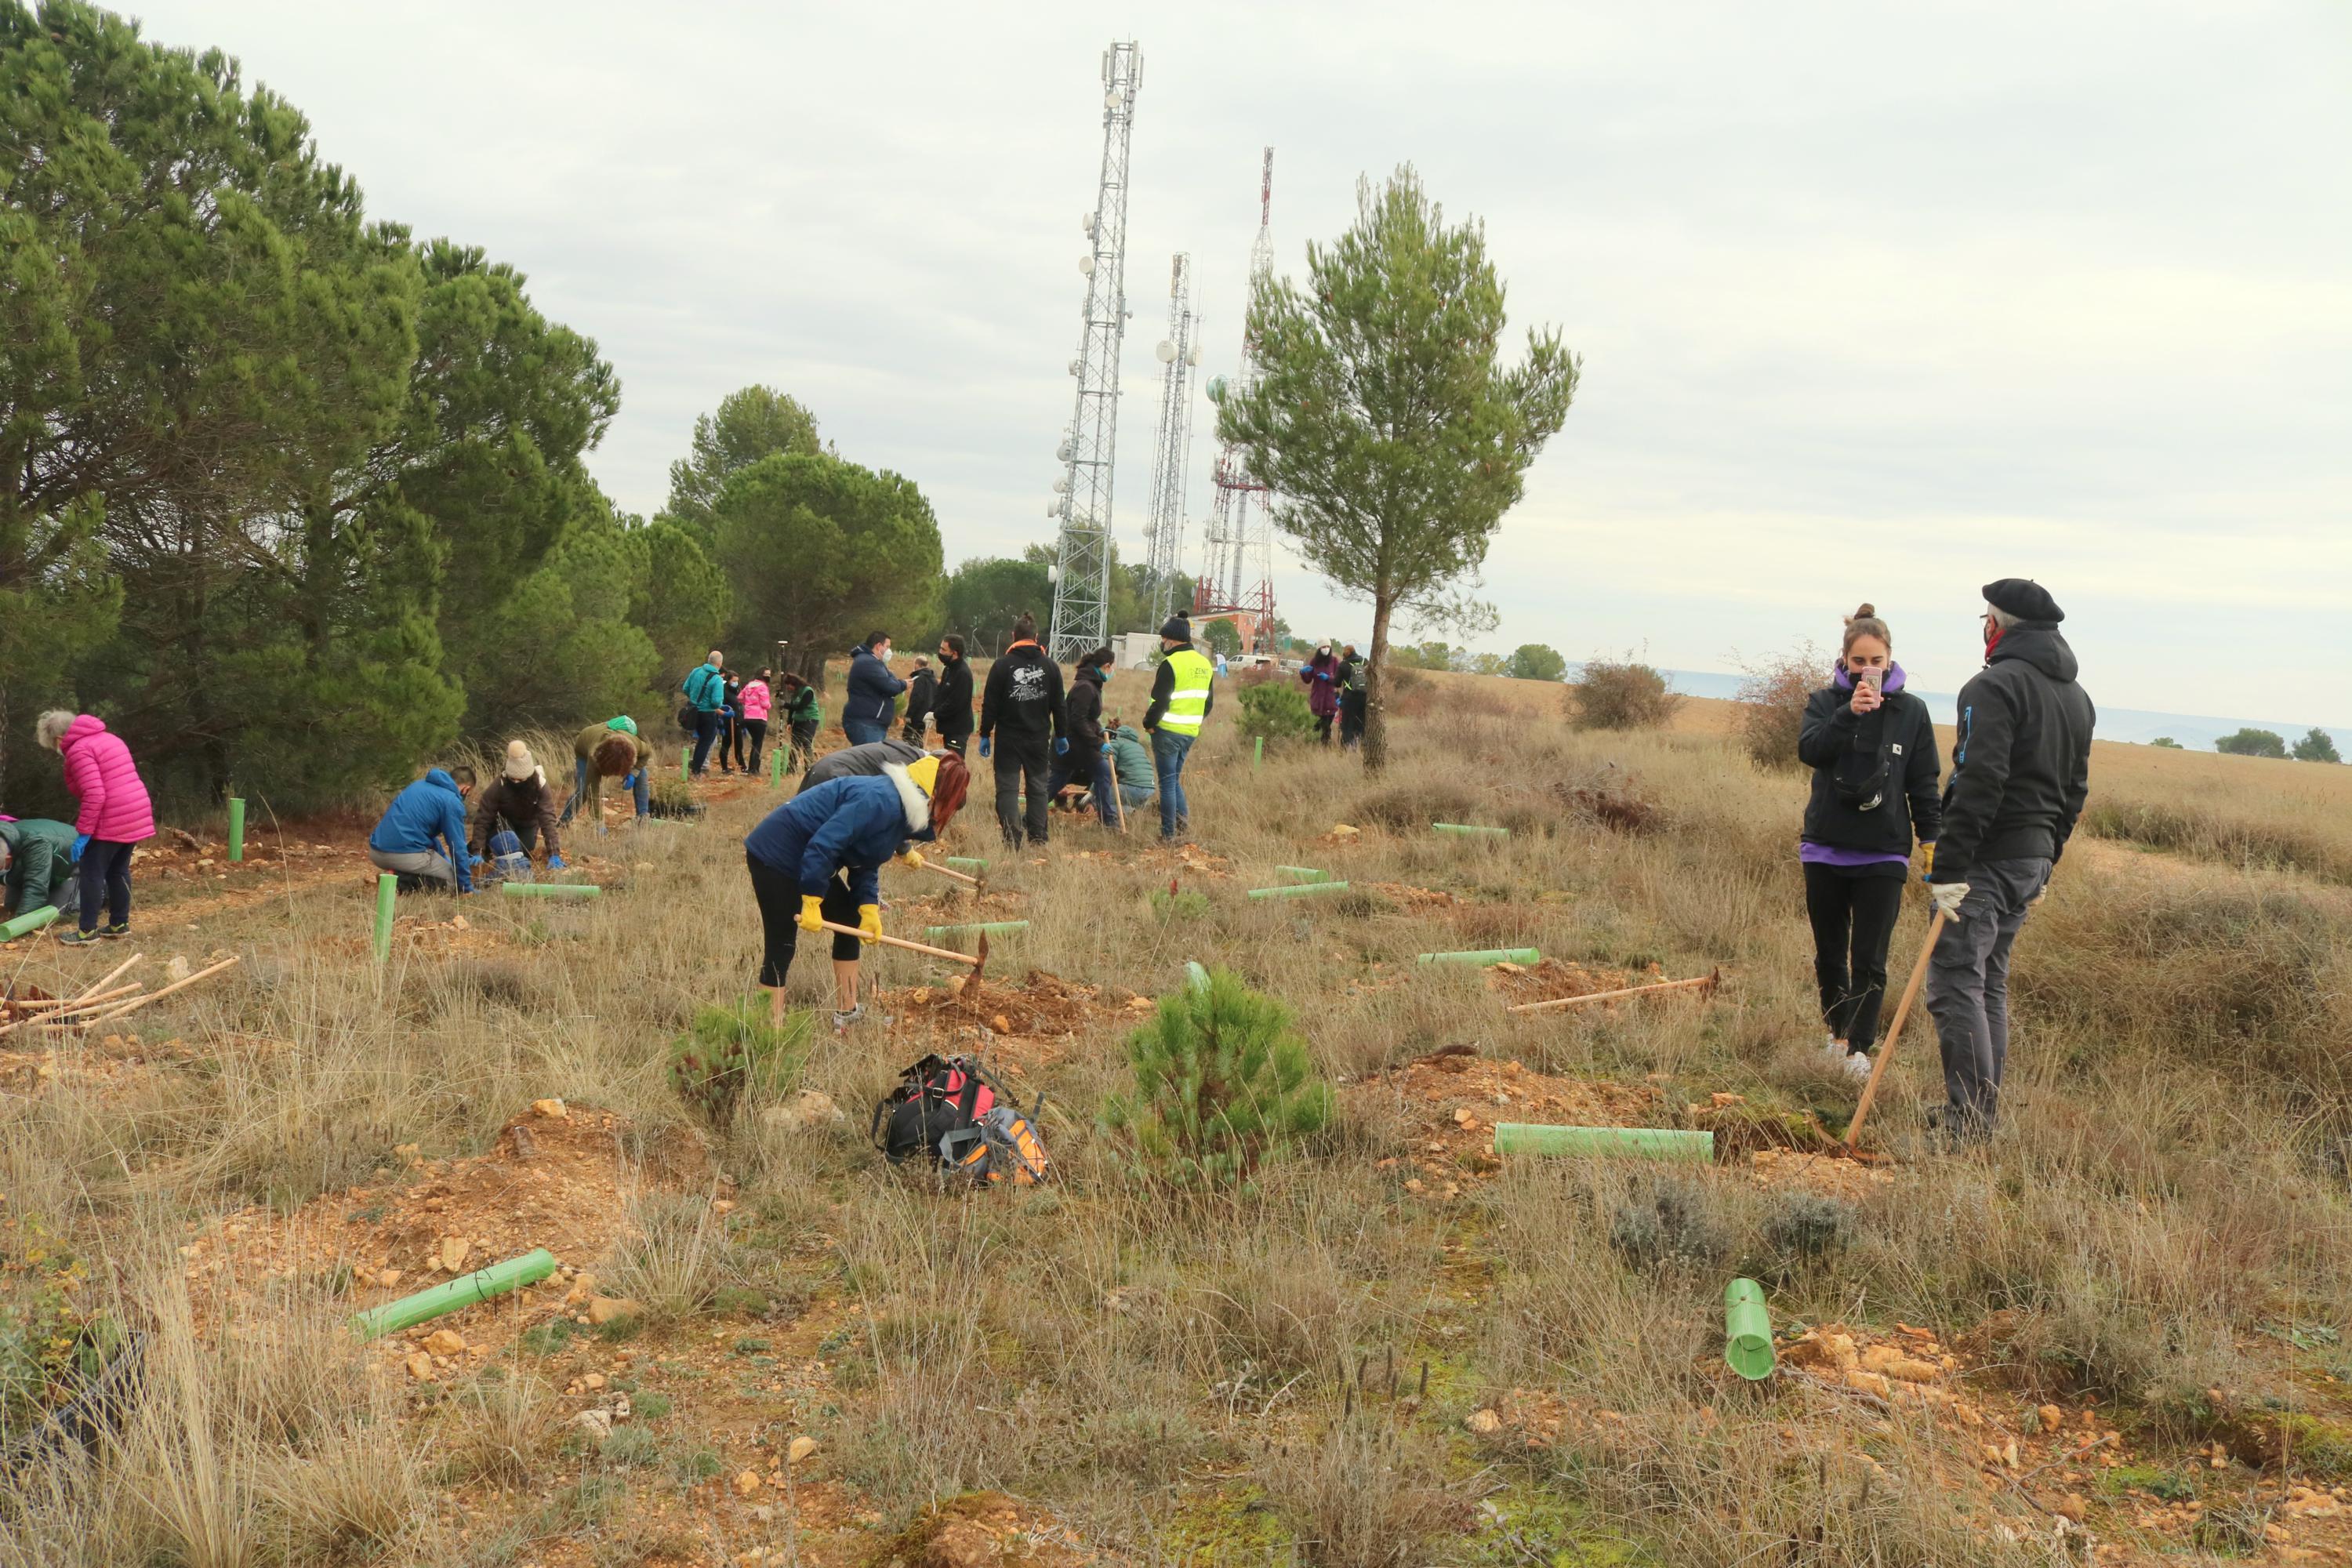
1103, 722, 1158, 815
0, 818, 80, 922
779, 673, 823, 774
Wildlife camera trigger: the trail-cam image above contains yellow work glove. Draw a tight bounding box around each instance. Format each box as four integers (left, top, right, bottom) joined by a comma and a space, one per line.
797, 895, 825, 935
1918, 842, 1935, 880
896, 848, 924, 870
856, 903, 884, 945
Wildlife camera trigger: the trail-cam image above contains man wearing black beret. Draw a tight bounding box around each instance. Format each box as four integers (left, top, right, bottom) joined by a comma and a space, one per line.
1920, 578, 2096, 1140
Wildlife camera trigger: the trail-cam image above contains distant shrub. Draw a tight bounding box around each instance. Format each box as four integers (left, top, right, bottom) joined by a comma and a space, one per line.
1570, 659, 1681, 731
2148, 736, 2183, 750
1734, 644, 1825, 771
2215, 728, 2288, 759
1236, 680, 1318, 745
1101, 967, 1334, 1189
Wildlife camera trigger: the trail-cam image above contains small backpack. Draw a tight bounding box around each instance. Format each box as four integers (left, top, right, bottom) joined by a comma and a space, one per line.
870, 1054, 1051, 1186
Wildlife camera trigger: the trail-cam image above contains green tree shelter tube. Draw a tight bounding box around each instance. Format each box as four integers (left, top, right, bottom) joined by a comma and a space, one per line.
1276, 866, 1330, 883
1185, 960, 1210, 994
1432, 822, 1509, 837
1, 905, 61, 942
1417, 947, 1541, 967
1492, 1124, 1714, 1162
1724, 1277, 1775, 1381
372, 873, 397, 965
348, 1249, 558, 1341
944, 856, 988, 872
503, 883, 600, 899
1244, 881, 1351, 899
923, 920, 1029, 938
227, 797, 245, 862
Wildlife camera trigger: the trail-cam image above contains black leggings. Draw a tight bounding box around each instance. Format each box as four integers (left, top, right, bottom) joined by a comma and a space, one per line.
736, 719, 767, 772
76, 839, 133, 933
748, 854, 860, 987
1803, 864, 1905, 1051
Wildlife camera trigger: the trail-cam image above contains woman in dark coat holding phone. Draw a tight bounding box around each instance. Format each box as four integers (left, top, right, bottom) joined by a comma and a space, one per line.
1796, 604, 1940, 1082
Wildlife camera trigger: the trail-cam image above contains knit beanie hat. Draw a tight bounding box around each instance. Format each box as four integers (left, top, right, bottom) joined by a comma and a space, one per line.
503, 740, 537, 781
1159, 614, 1192, 642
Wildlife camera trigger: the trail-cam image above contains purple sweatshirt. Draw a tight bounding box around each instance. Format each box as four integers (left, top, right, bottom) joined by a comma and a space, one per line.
1799, 662, 1922, 871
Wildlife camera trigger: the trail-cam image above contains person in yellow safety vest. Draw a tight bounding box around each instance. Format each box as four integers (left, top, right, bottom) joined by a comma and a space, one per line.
1140, 614, 1215, 842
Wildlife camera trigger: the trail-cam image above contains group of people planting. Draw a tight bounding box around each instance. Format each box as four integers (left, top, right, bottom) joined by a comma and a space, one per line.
1798, 579, 2094, 1142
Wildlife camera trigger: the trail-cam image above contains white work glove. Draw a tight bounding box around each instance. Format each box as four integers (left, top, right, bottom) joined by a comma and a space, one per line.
1929, 881, 1971, 919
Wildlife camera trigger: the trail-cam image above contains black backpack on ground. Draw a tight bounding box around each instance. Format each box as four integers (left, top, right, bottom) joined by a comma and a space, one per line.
869, 1054, 1050, 1185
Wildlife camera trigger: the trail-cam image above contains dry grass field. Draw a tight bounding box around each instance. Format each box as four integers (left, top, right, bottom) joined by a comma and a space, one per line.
4, 663, 2350, 1566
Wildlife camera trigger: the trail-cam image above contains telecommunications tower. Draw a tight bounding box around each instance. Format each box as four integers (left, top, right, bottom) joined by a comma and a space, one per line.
1047, 41, 1142, 664
1142, 254, 1202, 628
1195, 147, 1278, 652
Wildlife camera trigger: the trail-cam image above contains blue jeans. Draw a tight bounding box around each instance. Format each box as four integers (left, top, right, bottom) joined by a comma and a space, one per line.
842, 717, 889, 746
1047, 749, 1121, 829
1150, 729, 1194, 839
689, 710, 722, 775
559, 757, 650, 825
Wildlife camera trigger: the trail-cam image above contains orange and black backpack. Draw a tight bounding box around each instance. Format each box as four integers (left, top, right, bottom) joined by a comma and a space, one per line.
870, 1054, 1050, 1186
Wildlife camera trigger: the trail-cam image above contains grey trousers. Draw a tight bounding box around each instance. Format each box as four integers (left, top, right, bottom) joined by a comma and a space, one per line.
368, 845, 458, 889
1924, 856, 2052, 1134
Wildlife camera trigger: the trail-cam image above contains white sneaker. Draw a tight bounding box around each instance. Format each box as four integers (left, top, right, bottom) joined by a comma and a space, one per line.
1822, 1036, 1849, 1063
1842, 1051, 1873, 1084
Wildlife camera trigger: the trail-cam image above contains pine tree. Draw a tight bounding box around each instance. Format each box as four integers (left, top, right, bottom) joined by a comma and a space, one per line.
1102, 968, 1334, 1188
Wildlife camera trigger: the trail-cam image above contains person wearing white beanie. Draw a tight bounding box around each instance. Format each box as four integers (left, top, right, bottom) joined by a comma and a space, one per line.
468, 740, 564, 873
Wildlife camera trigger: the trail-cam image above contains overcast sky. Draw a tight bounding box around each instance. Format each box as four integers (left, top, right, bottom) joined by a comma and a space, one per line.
127, 1, 2352, 724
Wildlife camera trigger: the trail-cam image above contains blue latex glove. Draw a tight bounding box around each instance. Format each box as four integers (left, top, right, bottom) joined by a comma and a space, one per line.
978, 736, 993, 759
1317, 670, 1333, 681
1100, 742, 1112, 756
70, 833, 89, 863
622, 771, 637, 791
469, 854, 486, 869
547, 853, 565, 869
1054, 736, 1069, 757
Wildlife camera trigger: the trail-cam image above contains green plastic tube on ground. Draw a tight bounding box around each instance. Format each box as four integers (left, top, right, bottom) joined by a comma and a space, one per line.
1724, 1277, 1775, 1381
503, 883, 600, 900
1432, 822, 1509, 837
1, 905, 61, 942
1492, 1123, 1715, 1162
1243, 881, 1351, 899
227, 797, 245, 862
1417, 947, 1541, 967
1185, 961, 1210, 994
944, 856, 989, 872
348, 1249, 558, 1341
1275, 866, 1330, 883
372, 873, 397, 965
923, 920, 1029, 938
770, 749, 782, 786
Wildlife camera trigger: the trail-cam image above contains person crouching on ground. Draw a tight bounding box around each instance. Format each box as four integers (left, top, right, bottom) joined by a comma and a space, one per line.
1922, 579, 2094, 1142
1, 816, 82, 926
1795, 604, 1940, 1085
1104, 721, 1158, 817
743, 752, 970, 1031
1047, 646, 1121, 829
36, 710, 156, 944
470, 741, 565, 877
368, 764, 476, 894
1301, 643, 1341, 743
563, 720, 649, 830
978, 612, 1065, 848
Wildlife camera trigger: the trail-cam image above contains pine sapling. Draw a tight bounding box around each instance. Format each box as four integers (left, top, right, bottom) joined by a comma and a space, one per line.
1102, 967, 1334, 1187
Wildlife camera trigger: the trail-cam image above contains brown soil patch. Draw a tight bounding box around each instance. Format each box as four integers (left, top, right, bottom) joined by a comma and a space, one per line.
897, 968, 1142, 1069
1131, 843, 1233, 880
1742, 1145, 1897, 1200
873, 1490, 1102, 1566
1363, 879, 1457, 909
1490, 956, 1647, 1007
1353, 1046, 1659, 1197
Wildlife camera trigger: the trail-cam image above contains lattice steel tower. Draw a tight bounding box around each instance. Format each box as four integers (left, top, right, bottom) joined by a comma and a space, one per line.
1195, 147, 1278, 652
1142, 254, 1201, 628
1047, 41, 1142, 663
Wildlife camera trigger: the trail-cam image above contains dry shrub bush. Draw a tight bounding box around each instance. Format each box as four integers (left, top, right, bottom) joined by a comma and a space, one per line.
1733, 644, 1824, 771
1570, 659, 1682, 731
1255, 1406, 1465, 1567
2083, 796, 2352, 884
1353, 778, 1476, 830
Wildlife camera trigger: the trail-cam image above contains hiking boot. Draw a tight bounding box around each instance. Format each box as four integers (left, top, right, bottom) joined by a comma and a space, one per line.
56, 928, 104, 946
100, 923, 131, 940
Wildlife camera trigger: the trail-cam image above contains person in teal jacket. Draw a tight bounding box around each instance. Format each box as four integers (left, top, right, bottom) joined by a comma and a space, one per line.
368, 767, 477, 892
1104, 722, 1158, 813
1, 818, 80, 922
684, 651, 728, 778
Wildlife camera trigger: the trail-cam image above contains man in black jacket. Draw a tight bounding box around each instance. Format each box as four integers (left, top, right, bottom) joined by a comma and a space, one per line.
902, 656, 938, 745
931, 636, 975, 757
977, 614, 1065, 846
1922, 578, 2096, 1139
1047, 648, 1121, 829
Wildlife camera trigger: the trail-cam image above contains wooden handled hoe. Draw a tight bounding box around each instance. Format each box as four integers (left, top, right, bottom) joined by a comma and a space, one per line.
1841, 909, 1947, 1149
817, 920, 989, 981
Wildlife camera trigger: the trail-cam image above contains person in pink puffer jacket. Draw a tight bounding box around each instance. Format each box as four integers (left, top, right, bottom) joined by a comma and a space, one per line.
36, 710, 157, 943
735, 668, 775, 776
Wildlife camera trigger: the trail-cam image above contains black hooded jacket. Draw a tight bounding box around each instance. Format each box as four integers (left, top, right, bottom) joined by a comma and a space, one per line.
1797, 670, 1941, 857
979, 642, 1065, 746
1065, 664, 1108, 749
931, 655, 975, 739
1933, 623, 2096, 883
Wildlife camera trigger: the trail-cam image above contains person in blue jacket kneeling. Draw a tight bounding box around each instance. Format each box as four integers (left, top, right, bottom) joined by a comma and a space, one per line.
744, 751, 969, 1033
